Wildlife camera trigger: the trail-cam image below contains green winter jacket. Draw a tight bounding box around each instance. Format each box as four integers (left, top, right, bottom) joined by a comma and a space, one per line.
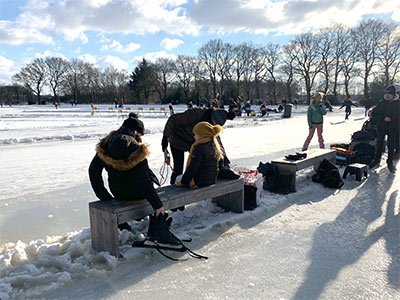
307, 102, 327, 127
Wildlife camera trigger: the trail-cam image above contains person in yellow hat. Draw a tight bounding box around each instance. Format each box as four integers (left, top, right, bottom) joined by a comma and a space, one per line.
176, 121, 224, 188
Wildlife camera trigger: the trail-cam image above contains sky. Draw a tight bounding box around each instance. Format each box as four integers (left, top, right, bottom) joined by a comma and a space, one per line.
0, 0, 399, 84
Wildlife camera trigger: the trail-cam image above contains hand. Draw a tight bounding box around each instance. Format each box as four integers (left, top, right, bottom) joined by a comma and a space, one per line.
163, 149, 171, 165
155, 207, 165, 217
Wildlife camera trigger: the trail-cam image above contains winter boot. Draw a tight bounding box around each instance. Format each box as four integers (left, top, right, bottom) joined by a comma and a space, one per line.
387, 160, 396, 173
147, 213, 181, 246
369, 159, 380, 169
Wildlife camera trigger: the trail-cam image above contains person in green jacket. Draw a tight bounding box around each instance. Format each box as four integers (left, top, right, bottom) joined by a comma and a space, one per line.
302, 92, 327, 151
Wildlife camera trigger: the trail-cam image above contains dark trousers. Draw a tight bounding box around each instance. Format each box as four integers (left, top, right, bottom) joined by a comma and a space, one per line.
375, 126, 396, 163
170, 146, 186, 184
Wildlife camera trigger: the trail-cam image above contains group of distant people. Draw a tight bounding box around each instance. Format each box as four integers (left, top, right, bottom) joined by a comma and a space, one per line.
301, 85, 399, 173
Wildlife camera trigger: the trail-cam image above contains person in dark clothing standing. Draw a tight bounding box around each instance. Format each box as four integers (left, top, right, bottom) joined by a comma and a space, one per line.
89, 114, 180, 246
176, 122, 223, 188
162, 107, 236, 184
369, 85, 399, 173
339, 97, 358, 120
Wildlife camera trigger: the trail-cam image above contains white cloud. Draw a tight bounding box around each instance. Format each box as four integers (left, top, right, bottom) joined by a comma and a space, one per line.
78, 54, 97, 65
133, 51, 177, 64
0, 55, 18, 83
101, 39, 141, 53
160, 38, 184, 50
99, 55, 129, 71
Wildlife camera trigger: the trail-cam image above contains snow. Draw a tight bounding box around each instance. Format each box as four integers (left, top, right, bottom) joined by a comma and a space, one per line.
1, 103, 399, 299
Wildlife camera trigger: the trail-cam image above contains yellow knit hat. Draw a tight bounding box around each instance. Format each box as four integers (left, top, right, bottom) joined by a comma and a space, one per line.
193, 121, 223, 137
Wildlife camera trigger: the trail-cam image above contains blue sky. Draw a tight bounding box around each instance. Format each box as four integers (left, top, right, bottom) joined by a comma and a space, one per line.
0, 0, 399, 83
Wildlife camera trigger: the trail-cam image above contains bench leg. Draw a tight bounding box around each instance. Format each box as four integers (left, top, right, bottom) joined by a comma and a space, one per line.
90, 207, 120, 257
213, 189, 244, 213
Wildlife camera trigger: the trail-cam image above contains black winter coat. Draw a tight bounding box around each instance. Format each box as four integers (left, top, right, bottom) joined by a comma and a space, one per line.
181, 141, 219, 187
162, 108, 213, 152
371, 99, 400, 132
89, 133, 163, 210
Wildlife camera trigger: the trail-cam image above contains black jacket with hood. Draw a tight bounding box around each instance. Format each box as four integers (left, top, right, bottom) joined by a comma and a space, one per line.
89, 131, 163, 210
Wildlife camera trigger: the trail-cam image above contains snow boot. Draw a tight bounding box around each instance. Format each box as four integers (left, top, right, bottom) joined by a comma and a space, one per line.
387, 160, 396, 173
147, 213, 181, 247
369, 159, 380, 169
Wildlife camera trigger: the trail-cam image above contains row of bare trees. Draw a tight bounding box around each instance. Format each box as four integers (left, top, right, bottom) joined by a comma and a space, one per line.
4, 18, 400, 106
11, 57, 129, 104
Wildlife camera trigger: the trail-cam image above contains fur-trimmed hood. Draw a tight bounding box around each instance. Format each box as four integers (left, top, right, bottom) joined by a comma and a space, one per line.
95, 131, 150, 171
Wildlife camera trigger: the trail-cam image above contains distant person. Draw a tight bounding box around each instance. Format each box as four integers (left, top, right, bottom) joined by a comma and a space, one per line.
339, 97, 358, 120
88, 114, 180, 245
244, 101, 251, 116
168, 103, 174, 116
187, 101, 193, 109
369, 85, 399, 173
302, 92, 327, 151
176, 122, 223, 188
162, 107, 236, 184
113, 98, 118, 108
277, 104, 284, 113
260, 102, 268, 117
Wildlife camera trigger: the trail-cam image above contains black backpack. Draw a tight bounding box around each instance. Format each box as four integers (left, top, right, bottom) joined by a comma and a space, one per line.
352, 142, 375, 165
312, 159, 344, 189
257, 162, 293, 194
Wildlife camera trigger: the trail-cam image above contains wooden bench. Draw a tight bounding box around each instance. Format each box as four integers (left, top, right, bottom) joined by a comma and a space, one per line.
271, 148, 336, 192
89, 178, 244, 257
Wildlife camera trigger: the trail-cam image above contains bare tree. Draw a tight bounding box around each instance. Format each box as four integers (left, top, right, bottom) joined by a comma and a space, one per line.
281, 43, 296, 102
13, 58, 47, 104
341, 29, 359, 98
377, 23, 400, 86
250, 46, 268, 102
174, 55, 197, 102
198, 39, 225, 99
232, 42, 254, 97
65, 59, 87, 102
353, 19, 388, 101
315, 29, 334, 95
264, 43, 281, 103
290, 33, 323, 104
153, 57, 176, 103
45, 57, 70, 101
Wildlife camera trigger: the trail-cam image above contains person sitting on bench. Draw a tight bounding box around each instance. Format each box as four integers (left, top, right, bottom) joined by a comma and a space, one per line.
88, 113, 180, 246
176, 122, 224, 188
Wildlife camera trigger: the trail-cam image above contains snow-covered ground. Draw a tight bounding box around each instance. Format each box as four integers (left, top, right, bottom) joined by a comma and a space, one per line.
0, 103, 399, 299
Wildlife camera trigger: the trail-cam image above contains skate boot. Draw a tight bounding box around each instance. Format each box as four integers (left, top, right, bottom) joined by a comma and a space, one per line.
147, 213, 181, 247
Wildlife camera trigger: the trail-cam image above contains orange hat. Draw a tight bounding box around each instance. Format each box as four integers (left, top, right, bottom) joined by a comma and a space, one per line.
193, 121, 223, 138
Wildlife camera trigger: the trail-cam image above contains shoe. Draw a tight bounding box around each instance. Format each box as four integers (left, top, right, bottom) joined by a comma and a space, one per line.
118, 222, 132, 231
394, 152, 400, 161
369, 159, 380, 169
147, 214, 181, 246
387, 160, 396, 173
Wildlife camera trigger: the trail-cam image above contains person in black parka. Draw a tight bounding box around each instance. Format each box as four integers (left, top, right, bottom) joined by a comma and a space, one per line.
369, 85, 400, 173
89, 114, 180, 245
161, 107, 236, 184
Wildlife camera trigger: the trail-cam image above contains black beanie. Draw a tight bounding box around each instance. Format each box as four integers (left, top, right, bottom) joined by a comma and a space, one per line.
108, 134, 139, 160
385, 85, 397, 96
122, 117, 145, 135
211, 109, 229, 126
